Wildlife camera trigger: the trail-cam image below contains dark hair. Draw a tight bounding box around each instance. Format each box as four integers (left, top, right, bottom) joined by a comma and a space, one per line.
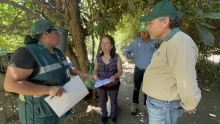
100, 35, 116, 58
24, 29, 55, 45
169, 17, 181, 29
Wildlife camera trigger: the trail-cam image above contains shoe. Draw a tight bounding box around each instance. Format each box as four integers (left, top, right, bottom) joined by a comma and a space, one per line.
111, 116, 117, 124
100, 116, 108, 124
131, 103, 138, 115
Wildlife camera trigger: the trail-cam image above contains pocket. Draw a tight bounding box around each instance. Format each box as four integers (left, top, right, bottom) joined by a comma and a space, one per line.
148, 98, 164, 110
170, 103, 183, 124
35, 98, 56, 118
147, 98, 165, 123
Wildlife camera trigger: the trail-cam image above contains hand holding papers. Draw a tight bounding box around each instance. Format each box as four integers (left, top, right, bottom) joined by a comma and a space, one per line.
44, 76, 89, 117
94, 79, 111, 88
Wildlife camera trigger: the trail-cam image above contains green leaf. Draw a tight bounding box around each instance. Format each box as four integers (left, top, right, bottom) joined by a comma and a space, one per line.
177, 11, 184, 19
196, 19, 215, 29
203, 13, 220, 19
195, 22, 214, 45
181, 4, 191, 12
196, 9, 204, 17
105, 17, 116, 22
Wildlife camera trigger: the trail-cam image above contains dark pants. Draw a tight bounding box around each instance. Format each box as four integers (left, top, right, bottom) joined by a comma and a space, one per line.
133, 66, 147, 104
97, 87, 119, 117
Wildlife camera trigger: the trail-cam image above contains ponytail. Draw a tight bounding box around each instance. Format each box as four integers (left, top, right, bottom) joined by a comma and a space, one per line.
24, 34, 42, 45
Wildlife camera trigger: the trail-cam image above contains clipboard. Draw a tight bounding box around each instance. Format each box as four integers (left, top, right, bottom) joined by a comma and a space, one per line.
44, 76, 89, 117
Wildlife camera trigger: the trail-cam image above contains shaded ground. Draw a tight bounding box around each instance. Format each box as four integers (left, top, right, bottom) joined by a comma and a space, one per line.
0, 63, 220, 124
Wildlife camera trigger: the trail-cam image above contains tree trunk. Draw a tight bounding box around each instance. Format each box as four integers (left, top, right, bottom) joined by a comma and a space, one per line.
66, 44, 81, 70
63, 0, 89, 73
91, 31, 95, 62
96, 32, 104, 55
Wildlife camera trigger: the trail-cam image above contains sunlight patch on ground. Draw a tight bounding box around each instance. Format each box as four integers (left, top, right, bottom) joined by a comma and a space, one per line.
137, 112, 145, 122
203, 88, 210, 91
86, 105, 101, 114
209, 113, 216, 117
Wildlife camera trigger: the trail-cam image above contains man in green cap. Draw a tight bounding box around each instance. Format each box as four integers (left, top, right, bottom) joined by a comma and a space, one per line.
124, 23, 157, 115
140, 0, 201, 123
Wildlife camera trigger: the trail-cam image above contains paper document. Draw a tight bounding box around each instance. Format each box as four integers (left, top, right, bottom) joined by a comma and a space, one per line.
44, 76, 89, 117
94, 79, 111, 88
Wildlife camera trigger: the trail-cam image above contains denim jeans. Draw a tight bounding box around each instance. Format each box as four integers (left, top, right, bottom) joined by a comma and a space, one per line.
133, 66, 147, 104
146, 96, 183, 124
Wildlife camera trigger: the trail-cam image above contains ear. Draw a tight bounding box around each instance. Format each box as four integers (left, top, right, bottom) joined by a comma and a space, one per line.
43, 31, 50, 39
163, 17, 170, 28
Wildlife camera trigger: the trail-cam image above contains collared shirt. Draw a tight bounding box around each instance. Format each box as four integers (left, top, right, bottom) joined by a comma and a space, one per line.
124, 37, 157, 69
142, 28, 201, 110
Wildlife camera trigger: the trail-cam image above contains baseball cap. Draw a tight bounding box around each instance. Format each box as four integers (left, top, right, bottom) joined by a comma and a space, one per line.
139, 0, 178, 22
139, 23, 148, 32
30, 20, 63, 35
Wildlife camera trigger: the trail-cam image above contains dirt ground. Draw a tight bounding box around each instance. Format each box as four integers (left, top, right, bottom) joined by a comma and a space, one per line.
0, 63, 220, 124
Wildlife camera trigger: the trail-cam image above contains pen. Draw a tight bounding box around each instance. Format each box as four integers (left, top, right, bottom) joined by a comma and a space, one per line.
50, 84, 65, 100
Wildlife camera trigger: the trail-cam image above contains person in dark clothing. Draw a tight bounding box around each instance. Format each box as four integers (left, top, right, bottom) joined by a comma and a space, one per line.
93, 35, 123, 124
4, 20, 91, 124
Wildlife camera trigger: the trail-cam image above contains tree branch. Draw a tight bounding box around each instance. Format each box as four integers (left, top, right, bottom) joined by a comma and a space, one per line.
11, 11, 23, 26
66, 44, 81, 70
35, 0, 55, 10
33, 0, 64, 14
6, 17, 36, 33
0, 0, 42, 19
104, 0, 109, 14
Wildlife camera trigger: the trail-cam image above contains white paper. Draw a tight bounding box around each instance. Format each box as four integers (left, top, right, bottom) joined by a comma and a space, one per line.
94, 79, 111, 88
44, 76, 89, 117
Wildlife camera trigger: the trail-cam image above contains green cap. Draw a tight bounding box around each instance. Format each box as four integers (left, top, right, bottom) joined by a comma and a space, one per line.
139, 0, 177, 22
139, 23, 148, 32
30, 20, 61, 35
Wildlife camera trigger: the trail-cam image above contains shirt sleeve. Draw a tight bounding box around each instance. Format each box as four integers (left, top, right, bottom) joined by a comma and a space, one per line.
9, 47, 39, 78
168, 43, 201, 110
124, 40, 136, 59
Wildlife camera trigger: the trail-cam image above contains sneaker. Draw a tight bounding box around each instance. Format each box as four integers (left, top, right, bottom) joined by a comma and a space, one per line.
131, 103, 138, 115
100, 116, 108, 124
111, 116, 117, 124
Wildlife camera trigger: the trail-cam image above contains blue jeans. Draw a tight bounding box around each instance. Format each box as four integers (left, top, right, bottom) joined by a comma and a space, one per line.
146, 96, 183, 124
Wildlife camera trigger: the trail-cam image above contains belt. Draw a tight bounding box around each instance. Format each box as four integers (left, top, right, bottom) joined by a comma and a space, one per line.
148, 96, 180, 104
135, 66, 146, 71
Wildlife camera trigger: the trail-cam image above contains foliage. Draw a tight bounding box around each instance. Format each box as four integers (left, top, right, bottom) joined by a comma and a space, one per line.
196, 58, 220, 88
0, 48, 7, 56
0, 1, 36, 51
0, 0, 220, 86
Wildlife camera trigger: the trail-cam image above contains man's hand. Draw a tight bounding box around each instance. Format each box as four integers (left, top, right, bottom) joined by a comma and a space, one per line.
110, 76, 115, 82
48, 86, 66, 97
184, 109, 196, 114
